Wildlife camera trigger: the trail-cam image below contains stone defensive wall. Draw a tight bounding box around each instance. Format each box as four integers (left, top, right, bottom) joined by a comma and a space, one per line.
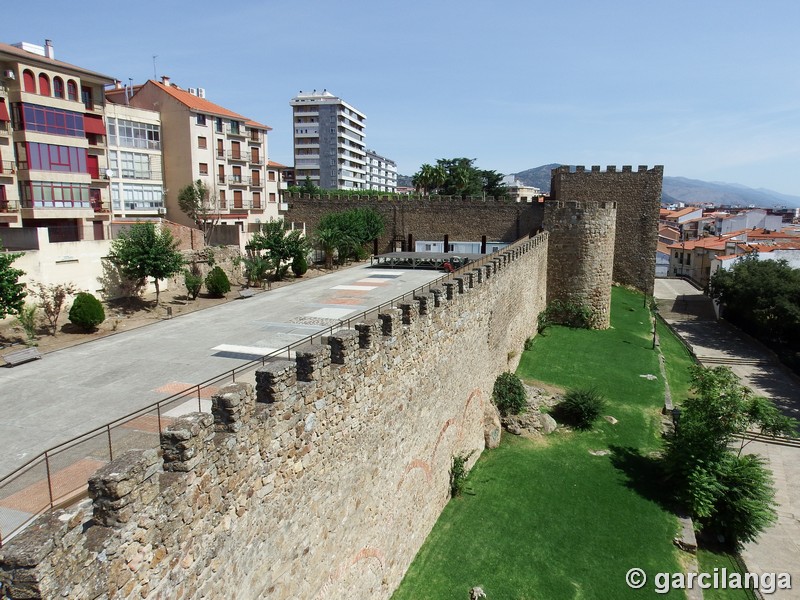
282, 193, 545, 251
0, 235, 549, 600
549, 165, 663, 295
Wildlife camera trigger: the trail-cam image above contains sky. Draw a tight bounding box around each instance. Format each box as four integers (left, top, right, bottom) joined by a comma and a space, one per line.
4, 0, 800, 195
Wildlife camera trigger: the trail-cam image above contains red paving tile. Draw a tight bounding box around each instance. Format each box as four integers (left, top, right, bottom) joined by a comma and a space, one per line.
0, 458, 106, 512
120, 414, 175, 434
154, 381, 219, 399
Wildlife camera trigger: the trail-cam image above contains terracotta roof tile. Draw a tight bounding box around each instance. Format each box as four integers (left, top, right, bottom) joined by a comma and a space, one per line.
151, 81, 271, 130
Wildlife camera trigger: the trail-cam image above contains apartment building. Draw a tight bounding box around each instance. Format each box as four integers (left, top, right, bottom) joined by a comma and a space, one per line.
128, 77, 277, 231
290, 90, 367, 190
103, 89, 164, 220
0, 40, 114, 241
365, 149, 397, 193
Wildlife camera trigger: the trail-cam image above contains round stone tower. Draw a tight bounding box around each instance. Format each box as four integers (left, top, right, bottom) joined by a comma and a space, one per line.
543, 200, 617, 329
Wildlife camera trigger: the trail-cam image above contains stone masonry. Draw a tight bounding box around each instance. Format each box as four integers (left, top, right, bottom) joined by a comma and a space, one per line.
550, 165, 663, 295
543, 200, 617, 329
0, 235, 549, 600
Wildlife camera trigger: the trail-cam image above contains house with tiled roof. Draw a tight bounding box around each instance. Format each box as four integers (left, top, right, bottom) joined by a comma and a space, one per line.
123, 77, 278, 233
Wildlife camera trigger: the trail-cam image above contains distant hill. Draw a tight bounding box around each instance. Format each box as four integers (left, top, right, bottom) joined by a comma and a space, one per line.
509, 165, 800, 209
397, 173, 414, 188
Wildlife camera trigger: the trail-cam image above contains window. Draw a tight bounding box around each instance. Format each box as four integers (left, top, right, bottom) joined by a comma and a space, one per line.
67, 80, 78, 101
269, 192, 276, 203
251, 170, 260, 185
215, 117, 223, 133
268, 170, 276, 181
196, 114, 206, 126
230, 121, 240, 135
199, 162, 208, 175
21, 181, 90, 208
219, 189, 226, 208
198, 136, 207, 149
38, 74, 51, 96
233, 190, 243, 208
23, 70, 36, 93
81, 86, 93, 110
217, 139, 224, 158
252, 192, 261, 208
53, 77, 64, 98
109, 151, 151, 179
232, 166, 242, 182
17, 104, 84, 137
111, 182, 164, 211
107, 118, 160, 149
20, 142, 87, 173
218, 164, 225, 183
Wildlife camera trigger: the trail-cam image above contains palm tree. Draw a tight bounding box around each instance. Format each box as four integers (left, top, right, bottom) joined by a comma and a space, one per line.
430, 165, 447, 195
314, 227, 344, 269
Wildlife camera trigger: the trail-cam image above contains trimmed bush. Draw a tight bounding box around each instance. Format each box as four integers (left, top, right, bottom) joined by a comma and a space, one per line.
292, 254, 308, 277
538, 299, 592, 333
554, 387, 606, 430
68, 292, 105, 331
184, 270, 202, 300
205, 266, 231, 297
492, 371, 527, 416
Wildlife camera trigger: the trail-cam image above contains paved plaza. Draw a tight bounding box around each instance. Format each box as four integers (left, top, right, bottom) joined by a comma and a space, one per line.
655, 278, 800, 596
0, 264, 442, 478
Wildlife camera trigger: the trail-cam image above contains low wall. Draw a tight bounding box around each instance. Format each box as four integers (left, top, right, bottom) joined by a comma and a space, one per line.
0, 234, 549, 599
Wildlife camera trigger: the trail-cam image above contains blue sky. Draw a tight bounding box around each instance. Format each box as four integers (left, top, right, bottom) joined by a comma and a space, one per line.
5, 0, 800, 195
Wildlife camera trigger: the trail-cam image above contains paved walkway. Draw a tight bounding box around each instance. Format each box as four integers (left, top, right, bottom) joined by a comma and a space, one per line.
0, 264, 443, 478
655, 278, 800, 597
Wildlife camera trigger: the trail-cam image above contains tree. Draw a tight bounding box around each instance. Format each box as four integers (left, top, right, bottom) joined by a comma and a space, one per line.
412, 158, 507, 198
316, 207, 384, 263
68, 292, 105, 331
248, 220, 311, 282
0, 244, 27, 319
664, 365, 798, 546
177, 180, 220, 243
314, 227, 349, 269
109, 222, 184, 305
30, 282, 78, 336
710, 254, 800, 370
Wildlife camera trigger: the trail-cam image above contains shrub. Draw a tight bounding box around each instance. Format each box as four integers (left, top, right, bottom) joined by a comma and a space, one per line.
524, 337, 535, 351
184, 270, 202, 300
492, 371, 527, 416
538, 299, 592, 333
14, 304, 38, 344
450, 450, 475, 498
205, 266, 230, 297
68, 292, 105, 331
555, 387, 606, 430
292, 254, 308, 277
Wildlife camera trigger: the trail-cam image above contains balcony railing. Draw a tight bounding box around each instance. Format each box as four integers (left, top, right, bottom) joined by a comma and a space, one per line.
0, 122, 10, 135
0, 160, 15, 176
250, 178, 262, 187
226, 125, 246, 137
225, 175, 247, 186
247, 132, 262, 144
227, 150, 247, 161
249, 155, 263, 165
0, 200, 18, 213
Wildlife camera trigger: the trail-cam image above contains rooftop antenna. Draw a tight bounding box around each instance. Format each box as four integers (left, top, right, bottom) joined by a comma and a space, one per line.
152, 55, 158, 80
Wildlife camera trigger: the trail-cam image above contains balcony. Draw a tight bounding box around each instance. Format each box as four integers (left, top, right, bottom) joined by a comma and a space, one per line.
247, 131, 263, 144
227, 150, 248, 162
249, 178, 263, 188
249, 154, 263, 165
225, 175, 247, 187
0, 160, 16, 179
226, 125, 246, 137
0, 122, 10, 136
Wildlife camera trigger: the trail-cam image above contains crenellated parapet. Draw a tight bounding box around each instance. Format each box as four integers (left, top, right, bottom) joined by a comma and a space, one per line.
549, 165, 663, 295
0, 234, 550, 600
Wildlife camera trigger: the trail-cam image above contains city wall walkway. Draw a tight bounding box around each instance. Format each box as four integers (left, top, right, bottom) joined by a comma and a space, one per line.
654, 279, 800, 596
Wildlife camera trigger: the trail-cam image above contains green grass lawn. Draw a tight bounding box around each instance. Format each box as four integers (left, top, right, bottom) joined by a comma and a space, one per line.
393, 288, 686, 599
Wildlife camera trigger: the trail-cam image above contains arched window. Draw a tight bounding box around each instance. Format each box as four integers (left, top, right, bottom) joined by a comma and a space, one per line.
38, 73, 51, 96
23, 69, 36, 93
67, 79, 78, 101
53, 77, 64, 98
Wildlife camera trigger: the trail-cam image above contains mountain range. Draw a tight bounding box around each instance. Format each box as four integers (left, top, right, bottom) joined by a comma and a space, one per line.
398, 165, 800, 208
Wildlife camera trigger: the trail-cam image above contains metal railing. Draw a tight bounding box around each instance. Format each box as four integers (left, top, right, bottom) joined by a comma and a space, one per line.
0, 235, 538, 546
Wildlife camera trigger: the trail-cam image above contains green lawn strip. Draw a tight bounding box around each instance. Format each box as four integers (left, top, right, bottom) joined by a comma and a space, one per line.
696, 549, 757, 600
656, 318, 695, 404
393, 288, 685, 599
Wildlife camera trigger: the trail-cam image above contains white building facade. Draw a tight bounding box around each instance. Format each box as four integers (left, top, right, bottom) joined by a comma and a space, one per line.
365, 149, 397, 193
290, 90, 366, 190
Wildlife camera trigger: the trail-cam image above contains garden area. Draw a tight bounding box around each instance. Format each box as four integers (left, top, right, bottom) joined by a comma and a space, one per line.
393, 287, 756, 600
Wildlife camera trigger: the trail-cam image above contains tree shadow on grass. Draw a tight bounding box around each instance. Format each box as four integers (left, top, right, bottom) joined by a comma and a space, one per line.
608, 445, 679, 514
